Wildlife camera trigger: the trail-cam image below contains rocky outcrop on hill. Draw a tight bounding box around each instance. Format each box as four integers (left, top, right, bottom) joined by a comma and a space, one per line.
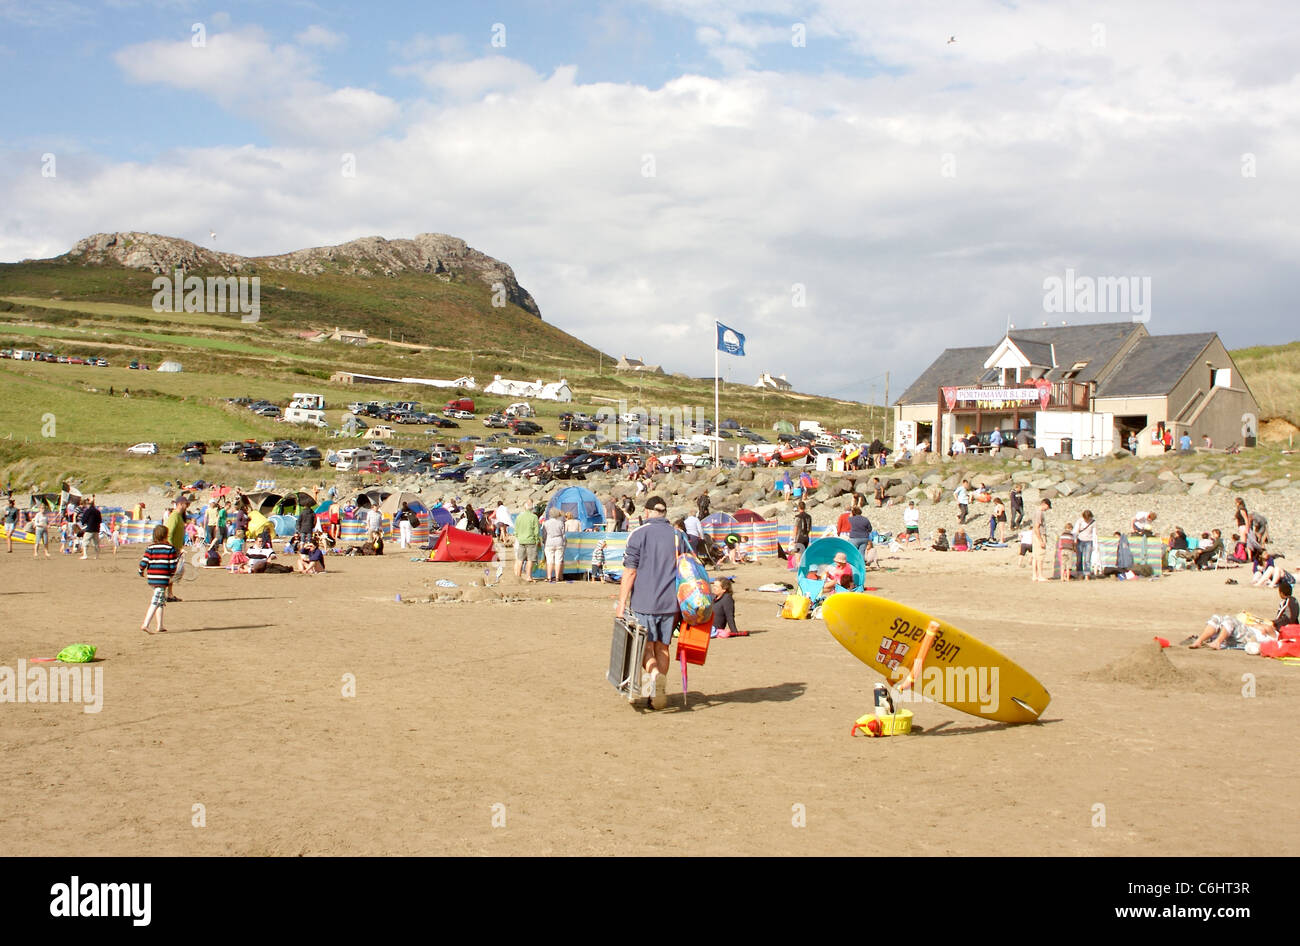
61, 231, 541, 317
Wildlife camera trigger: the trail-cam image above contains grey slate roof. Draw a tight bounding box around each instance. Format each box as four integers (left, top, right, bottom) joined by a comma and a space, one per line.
1007, 336, 1055, 367
896, 346, 992, 406
897, 322, 1141, 406
1095, 332, 1216, 398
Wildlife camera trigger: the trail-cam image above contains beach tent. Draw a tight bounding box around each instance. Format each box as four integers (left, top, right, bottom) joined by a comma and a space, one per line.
431, 526, 496, 562
379, 492, 427, 517
352, 489, 391, 509
157, 361, 183, 372
246, 509, 274, 540
269, 515, 298, 537
701, 511, 739, 532
796, 537, 865, 599
314, 499, 335, 515
245, 491, 281, 515
429, 506, 455, 528
545, 486, 606, 531
271, 491, 316, 517
772, 420, 795, 435
733, 509, 767, 524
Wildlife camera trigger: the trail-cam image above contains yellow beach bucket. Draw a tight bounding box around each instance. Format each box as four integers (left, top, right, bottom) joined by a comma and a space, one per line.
851, 709, 914, 737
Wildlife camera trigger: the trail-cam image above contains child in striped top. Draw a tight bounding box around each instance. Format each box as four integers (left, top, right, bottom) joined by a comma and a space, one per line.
139, 524, 180, 634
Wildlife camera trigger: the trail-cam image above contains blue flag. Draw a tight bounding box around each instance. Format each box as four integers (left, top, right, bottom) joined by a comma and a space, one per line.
716, 322, 745, 356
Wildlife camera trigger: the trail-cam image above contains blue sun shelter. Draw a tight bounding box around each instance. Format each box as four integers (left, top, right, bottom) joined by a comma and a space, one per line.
796, 536, 865, 599
545, 486, 606, 531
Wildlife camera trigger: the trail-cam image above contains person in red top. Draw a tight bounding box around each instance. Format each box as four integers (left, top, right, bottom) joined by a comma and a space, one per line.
836, 501, 855, 537
821, 551, 855, 594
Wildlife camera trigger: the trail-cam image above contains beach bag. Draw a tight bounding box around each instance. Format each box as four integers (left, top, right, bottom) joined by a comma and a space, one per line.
674, 533, 714, 625
56, 644, 96, 663
781, 593, 812, 620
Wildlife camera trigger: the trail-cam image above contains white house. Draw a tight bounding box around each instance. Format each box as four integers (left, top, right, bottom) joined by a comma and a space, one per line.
755, 372, 792, 391
484, 376, 573, 401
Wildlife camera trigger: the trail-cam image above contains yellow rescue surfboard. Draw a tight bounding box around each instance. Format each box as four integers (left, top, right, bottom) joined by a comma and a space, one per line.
0, 525, 34, 545
822, 592, 1050, 724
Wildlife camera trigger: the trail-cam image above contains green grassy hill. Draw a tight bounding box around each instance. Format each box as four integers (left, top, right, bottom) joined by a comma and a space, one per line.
1230, 341, 1300, 432
0, 255, 887, 493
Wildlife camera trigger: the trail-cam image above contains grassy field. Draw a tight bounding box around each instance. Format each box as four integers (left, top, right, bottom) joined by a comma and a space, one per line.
1231, 341, 1300, 427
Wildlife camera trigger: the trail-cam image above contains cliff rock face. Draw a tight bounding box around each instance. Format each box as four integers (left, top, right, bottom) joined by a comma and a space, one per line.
64, 232, 541, 317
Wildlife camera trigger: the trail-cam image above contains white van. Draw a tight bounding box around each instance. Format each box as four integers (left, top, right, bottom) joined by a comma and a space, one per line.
289, 392, 325, 411
284, 407, 327, 427
504, 402, 535, 418
472, 446, 503, 463
334, 448, 374, 472
840, 428, 863, 440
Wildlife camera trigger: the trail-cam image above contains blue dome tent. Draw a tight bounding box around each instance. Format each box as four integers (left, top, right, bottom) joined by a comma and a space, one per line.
545, 486, 606, 531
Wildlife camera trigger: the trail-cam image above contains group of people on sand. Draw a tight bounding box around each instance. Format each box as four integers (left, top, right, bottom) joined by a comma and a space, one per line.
4, 484, 115, 558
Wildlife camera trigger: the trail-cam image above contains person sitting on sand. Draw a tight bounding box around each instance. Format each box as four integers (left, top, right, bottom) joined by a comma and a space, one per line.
930, 527, 949, 552
861, 539, 880, 569
710, 577, 748, 638
1194, 528, 1225, 570
821, 551, 855, 594
1250, 546, 1291, 588
952, 528, 969, 551
294, 539, 326, 575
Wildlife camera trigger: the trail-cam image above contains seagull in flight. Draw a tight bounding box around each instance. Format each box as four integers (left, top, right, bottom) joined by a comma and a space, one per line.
209, 230, 217, 242
947, 35, 957, 44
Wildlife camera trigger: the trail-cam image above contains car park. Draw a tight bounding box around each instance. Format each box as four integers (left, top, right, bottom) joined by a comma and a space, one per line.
484, 414, 509, 428
238, 445, 268, 461
126, 442, 159, 456
431, 463, 471, 482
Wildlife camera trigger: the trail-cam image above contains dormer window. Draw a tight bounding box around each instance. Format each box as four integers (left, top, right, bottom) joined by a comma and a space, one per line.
1062, 361, 1088, 381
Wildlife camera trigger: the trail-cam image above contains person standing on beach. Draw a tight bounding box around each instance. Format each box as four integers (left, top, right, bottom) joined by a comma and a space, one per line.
954, 479, 971, 525
791, 501, 811, 557
31, 503, 51, 558
163, 495, 190, 601
512, 503, 540, 582
616, 496, 677, 710
1031, 498, 1051, 581
3, 497, 19, 552
1009, 484, 1025, 529
542, 509, 567, 582
1074, 510, 1097, 578
139, 523, 180, 634
78, 498, 102, 559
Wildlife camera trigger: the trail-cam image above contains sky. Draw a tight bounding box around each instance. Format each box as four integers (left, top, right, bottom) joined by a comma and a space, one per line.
1, 0, 1297, 404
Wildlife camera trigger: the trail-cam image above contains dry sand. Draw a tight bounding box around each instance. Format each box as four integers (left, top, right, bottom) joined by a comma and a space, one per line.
2, 540, 1298, 856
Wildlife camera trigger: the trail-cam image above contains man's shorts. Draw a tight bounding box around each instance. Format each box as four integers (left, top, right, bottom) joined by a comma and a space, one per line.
544, 543, 564, 567
905, 526, 919, 535
514, 541, 538, 564
634, 612, 678, 645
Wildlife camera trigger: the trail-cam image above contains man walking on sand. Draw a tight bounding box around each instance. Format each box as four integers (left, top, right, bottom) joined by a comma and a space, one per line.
1032, 498, 1051, 581
616, 496, 677, 710
955, 478, 971, 525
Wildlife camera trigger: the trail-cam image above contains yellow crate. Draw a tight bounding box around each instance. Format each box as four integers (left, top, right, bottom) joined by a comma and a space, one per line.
851, 709, 914, 737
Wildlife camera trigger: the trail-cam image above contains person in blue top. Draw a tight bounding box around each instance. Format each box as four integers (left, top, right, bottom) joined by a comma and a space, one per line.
616, 496, 677, 709
1179, 432, 1192, 453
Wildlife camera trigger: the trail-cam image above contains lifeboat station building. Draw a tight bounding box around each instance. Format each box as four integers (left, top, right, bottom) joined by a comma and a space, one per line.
893, 322, 1259, 458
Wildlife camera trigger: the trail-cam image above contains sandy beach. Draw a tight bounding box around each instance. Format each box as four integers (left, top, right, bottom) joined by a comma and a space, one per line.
2, 530, 1297, 857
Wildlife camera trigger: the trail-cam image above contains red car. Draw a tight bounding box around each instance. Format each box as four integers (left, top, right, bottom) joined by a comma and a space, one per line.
362, 458, 390, 474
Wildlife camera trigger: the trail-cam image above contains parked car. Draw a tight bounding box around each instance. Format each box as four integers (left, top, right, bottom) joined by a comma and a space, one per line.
445, 409, 475, 420
182, 441, 208, 454
126, 442, 159, 456
362, 458, 390, 474
483, 414, 509, 429
424, 418, 459, 429
238, 446, 268, 461
431, 463, 471, 482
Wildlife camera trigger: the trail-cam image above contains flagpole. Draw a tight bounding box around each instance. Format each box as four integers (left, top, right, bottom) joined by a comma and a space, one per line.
714, 327, 720, 469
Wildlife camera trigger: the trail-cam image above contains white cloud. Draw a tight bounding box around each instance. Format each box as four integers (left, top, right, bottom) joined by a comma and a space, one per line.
114, 26, 398, 142
296, 25, 345, 49
5, 2, 1300, 401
